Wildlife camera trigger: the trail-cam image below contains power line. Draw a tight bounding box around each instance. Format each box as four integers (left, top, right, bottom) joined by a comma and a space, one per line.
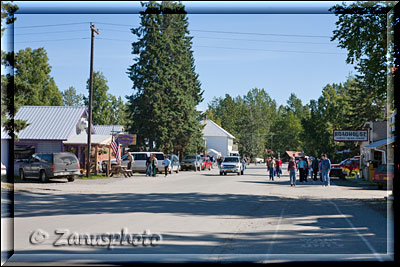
14, 22, 89, 29
14, 29, 88, 35
95, 37, 345, 55
92, 21, 332, 38
194, 36, 337, 45
14, 37, 89, 43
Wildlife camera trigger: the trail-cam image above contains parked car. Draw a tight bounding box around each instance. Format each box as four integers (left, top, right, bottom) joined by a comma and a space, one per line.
373, 163, 394, 189
330, 160, 347, 179
102, 152, 165, 173
220, 156, 244, 175
101, 153, 130, 172
164, 154, 181, 174
181, 155, 202, 171
201, 157, 212, 170
254, 158, 264, 164
19, 152, 80, 182
1, 162, 6, 177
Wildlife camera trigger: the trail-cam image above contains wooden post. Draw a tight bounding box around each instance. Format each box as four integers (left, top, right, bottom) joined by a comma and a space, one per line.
94, 145, 98, 175
107, 145, 111, 177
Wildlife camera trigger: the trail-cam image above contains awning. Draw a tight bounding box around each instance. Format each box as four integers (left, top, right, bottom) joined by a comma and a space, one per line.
63, 134, 112, 145
206, 148, 221, 156
364, 137, 395, 149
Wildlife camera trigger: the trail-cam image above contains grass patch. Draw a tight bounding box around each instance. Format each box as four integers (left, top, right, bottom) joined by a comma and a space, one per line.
80, 174, 112, 180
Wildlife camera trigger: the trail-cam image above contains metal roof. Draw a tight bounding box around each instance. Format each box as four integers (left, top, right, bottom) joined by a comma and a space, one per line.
364, 137, 395, 149
93, 125, 124, 135
1, 127, 10, 140
14, 106, 87, 140
63, 134, 112, 145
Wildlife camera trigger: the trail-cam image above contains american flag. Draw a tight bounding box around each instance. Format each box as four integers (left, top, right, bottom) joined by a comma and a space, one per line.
110, 137, 121, 163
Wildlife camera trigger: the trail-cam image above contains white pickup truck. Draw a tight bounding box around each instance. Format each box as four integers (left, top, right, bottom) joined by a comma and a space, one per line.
220, 156, 244, 176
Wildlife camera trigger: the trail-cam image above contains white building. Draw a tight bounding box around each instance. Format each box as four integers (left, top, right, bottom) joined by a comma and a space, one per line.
202, 120, 238, 157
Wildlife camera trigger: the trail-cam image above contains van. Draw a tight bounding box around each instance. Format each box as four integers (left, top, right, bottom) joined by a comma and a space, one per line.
131, 152, 150, 172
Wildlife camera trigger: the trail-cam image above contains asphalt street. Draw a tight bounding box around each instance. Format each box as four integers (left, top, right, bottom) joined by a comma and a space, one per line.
1, 163, 394, 264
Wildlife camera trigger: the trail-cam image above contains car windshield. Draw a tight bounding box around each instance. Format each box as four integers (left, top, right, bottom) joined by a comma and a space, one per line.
223, 157, 239, 163
184, 156, 196, 160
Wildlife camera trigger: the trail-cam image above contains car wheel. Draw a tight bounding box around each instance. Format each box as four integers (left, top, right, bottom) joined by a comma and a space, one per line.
19, 169, 25, 181
237, 172, 240, 176
40, 170, 48, 183
67, 177, 75, 182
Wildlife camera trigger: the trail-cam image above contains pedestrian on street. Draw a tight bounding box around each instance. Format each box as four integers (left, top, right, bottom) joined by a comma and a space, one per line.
297, 157, 307, 182
127, 152, 134, 170
318, 160, 323, 182
163, 155, 171, 177
275, 157, 282, 178
312, 157, 319, 181
146, 154, 153, 176
320, 154, 331, 186
217, 156, 223, 169
267, 156, 276, 181
152, 154, 158, 177
288, 157, 297, 186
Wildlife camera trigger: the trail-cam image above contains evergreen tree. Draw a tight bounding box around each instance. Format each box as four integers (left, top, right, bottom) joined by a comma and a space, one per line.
127, 1, 204, 154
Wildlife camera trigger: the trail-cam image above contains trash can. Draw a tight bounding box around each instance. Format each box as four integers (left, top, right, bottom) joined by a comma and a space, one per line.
369, 163, 376, 182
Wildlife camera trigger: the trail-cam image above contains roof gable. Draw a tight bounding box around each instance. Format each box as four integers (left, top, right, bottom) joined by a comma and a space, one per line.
203, 120, 235, 139
14, 106, 87, 140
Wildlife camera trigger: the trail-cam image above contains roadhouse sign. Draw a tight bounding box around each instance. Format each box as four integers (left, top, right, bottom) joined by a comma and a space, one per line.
333, 130, 368, 142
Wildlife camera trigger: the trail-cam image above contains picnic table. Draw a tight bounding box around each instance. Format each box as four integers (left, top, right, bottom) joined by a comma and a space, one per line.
110, 165, 133, 177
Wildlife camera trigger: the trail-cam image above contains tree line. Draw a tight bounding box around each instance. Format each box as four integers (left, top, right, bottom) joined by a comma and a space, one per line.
1, 1, 397, 159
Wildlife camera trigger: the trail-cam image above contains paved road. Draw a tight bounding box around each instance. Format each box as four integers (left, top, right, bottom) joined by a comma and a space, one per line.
2, 164, 394, 264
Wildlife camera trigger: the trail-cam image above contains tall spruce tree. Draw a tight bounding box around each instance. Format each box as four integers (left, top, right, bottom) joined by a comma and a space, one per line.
127, 1, 204, 154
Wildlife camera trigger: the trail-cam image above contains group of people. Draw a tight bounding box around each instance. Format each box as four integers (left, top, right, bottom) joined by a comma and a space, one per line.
287, 154, 331, 187
266, 156, 282, 181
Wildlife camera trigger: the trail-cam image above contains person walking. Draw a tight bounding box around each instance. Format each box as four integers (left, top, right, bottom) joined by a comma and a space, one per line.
163, 155, 171, 177
127, 152, 134, 170
320, 154, 331, 186
312, 157, 319, 181
297, 157, 307, 183
288, 157, 297, 186
275, 157, 282, 178
267, 156, 276, 181
152, 154, 158, 177
146, 154, 153, 177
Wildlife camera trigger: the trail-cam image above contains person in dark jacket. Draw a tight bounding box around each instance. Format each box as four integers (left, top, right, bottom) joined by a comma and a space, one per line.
312, 157, 319, 181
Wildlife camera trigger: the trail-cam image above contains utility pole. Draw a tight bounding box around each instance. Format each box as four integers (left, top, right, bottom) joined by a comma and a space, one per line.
86, 22, 99, 178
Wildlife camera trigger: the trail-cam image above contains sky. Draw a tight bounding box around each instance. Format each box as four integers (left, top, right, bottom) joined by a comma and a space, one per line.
3, 1, 356, 111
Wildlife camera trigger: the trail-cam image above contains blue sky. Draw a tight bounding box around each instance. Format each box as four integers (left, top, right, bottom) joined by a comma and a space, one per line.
3, 1, 356, 111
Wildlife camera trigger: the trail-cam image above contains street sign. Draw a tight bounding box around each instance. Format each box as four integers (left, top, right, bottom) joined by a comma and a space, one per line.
333, 130, 368, 142
117, 134, 137, 145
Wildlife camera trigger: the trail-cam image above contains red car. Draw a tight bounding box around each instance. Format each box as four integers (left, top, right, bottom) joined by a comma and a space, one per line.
201, 157, 212, 171
373, 164, 394, 189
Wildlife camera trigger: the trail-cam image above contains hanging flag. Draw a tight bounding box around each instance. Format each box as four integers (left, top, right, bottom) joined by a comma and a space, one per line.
110, 137, 121, 163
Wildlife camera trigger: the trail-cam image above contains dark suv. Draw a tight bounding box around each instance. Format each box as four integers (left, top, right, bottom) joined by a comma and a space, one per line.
19, 152, 81, 182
